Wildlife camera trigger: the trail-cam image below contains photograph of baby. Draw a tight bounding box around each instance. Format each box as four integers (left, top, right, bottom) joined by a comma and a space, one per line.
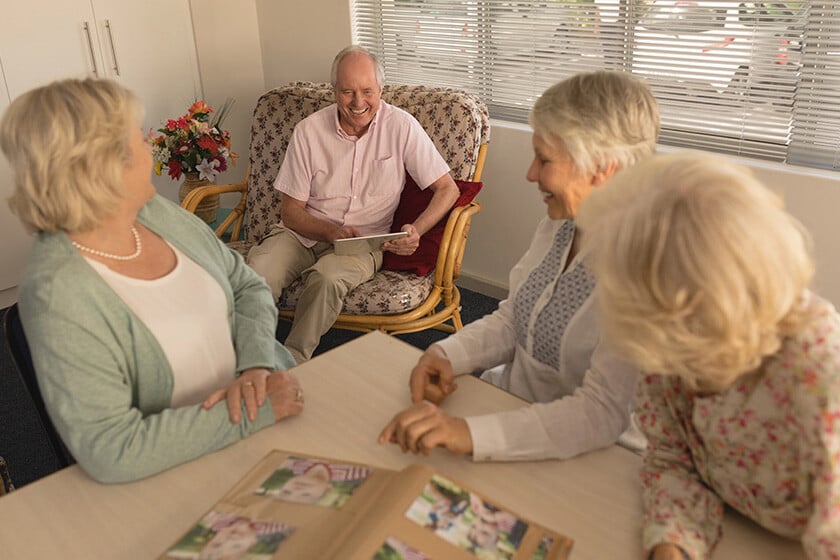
165, 510, 294, 560
371, 536, 432, 560
405, 475, 528, 560
255, 456, 374, 508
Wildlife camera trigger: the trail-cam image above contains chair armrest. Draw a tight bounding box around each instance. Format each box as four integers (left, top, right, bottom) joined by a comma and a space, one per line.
180, 180, 247, 211
472, 143, 489, 182
181, 178, 248, 241
434, 200, 481, 290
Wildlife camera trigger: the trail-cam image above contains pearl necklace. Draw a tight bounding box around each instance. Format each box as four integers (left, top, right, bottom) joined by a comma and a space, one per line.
71, 225, 143, 261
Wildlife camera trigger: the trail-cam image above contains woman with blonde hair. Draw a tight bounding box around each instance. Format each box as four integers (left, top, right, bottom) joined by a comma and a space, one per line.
0, 78, 304, 483
379, 70, 660, 461
578, 152, 840, 559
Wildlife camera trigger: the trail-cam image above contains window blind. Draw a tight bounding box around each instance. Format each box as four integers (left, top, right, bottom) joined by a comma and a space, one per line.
352, 0, 840, 170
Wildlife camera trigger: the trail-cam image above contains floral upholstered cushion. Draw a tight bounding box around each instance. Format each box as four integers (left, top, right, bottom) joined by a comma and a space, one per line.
228, 240, 434, 315
279, 270, 435, 315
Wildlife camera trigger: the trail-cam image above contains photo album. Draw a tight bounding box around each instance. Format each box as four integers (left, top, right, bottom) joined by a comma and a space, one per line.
158, 450, 573, 560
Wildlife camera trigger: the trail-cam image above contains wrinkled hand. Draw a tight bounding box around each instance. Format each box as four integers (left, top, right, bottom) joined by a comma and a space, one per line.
378, 401, 473, 456
203, 367, 271, 423
410, 345, 458, 404
203, 368, 304, 423
650, 543, 689, 560
383, 224, 420, 255
265, 369, 305, 422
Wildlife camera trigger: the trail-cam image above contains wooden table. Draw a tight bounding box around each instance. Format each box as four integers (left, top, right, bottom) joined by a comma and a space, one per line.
0, 331, 804, 559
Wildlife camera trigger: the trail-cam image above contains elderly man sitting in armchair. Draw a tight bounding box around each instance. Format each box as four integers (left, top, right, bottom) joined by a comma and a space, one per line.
247, 45, 459, 364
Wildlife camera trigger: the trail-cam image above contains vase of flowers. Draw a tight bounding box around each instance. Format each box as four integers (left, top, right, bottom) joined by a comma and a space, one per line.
149, 99, 237, 223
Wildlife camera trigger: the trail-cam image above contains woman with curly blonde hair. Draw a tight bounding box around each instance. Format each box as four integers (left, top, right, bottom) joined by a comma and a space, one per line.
578, 151, 840, 559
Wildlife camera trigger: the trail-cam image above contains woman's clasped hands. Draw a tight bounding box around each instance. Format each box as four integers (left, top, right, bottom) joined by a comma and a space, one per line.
203, 368, 304, 424
378, 345, 473, 456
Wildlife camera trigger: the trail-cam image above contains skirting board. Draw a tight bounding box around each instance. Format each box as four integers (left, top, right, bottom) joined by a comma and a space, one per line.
456, 273, 508, 300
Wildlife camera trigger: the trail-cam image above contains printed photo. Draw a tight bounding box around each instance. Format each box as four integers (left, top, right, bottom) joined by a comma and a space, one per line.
371, 536, 432, 560
529, 535, 555, 560
405, 475, 528, 560
255, 456, 374, 508
165, 510, 294, 560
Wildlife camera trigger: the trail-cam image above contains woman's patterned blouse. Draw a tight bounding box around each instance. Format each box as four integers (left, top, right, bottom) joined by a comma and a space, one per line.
638, 293, 840, 559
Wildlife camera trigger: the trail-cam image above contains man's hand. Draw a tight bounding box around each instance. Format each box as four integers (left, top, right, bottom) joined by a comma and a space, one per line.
377, 401, 473, 456
410, 344, 457, 404
281, 193, 361, 243
327, 224, 362, 243
383, 224, 420, 255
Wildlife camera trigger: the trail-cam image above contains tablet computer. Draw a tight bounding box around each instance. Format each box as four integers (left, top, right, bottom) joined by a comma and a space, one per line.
334, 231, 408, 256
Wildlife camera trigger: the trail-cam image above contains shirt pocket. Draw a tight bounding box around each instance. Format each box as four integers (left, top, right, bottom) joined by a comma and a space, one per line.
367, 156, 402, 198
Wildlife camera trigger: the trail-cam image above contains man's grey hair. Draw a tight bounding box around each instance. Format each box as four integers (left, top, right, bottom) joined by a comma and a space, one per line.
330, 45, 385, 89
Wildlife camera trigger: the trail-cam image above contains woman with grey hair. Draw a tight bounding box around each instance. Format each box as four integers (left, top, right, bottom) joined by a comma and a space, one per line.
0, 78, 303, 483
379, 71, 660, 461
578, 151, 839, 560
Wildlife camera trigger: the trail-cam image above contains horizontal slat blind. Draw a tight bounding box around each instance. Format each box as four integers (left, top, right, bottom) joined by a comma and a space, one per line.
789, 3, 840, 169
353, 0, 840, 170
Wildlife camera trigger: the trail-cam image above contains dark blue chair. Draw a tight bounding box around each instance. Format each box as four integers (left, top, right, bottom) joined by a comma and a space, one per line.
1, 303, 74, 491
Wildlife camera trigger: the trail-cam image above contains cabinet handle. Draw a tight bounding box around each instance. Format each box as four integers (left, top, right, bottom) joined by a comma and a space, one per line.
104, 20, 120, 76
82, 21, 98, 77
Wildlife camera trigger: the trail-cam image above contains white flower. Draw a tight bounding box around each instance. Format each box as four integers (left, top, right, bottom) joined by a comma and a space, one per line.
151, 144, 170, 164
196, 158, 221, 182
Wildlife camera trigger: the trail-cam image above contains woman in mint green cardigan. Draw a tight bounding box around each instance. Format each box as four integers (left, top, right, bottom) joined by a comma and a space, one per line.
0, 78, 303, 483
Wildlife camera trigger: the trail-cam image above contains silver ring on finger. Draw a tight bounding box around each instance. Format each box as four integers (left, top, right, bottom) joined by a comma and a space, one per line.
294, 388, 304, 402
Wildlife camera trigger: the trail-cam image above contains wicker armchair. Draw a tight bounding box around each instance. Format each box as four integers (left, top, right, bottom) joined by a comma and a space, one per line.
182, 82, 490, 335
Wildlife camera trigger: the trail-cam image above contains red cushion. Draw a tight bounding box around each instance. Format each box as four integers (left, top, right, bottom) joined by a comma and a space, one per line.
382, 176, 482, 276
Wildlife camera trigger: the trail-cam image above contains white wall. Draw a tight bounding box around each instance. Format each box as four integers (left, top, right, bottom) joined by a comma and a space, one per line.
255, 0, 351, 88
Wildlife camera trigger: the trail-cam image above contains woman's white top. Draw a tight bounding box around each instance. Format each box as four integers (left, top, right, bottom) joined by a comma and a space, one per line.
437, 217, 641, 461
84, 242, 236, 408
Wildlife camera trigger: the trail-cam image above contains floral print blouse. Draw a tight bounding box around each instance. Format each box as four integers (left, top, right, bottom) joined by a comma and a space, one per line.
637, 293, 840, 559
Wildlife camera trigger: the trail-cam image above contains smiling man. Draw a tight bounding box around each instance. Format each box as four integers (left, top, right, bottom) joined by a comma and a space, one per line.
248, 45, 459, 363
